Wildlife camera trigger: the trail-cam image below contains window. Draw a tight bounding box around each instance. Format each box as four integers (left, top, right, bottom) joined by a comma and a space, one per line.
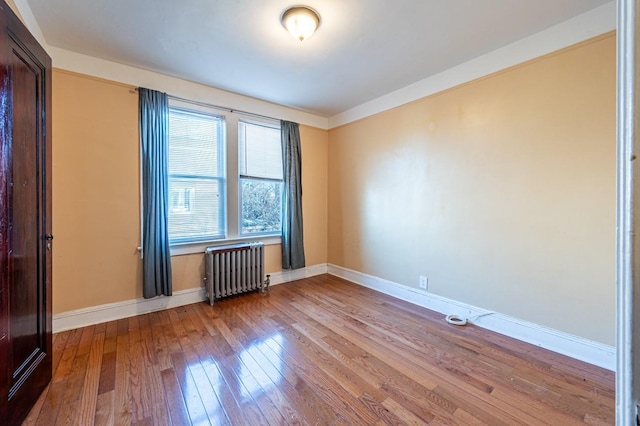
167, 107, 225, 242
166, 99, 283, 248
238, 121, 283, 235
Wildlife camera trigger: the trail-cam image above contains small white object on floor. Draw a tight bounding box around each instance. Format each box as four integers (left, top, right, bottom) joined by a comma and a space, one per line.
445, 314, 468, 326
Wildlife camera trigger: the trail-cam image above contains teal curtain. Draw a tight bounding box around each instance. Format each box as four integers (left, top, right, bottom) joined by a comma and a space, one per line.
281, 120, 305, 269
139, 88, 172, 298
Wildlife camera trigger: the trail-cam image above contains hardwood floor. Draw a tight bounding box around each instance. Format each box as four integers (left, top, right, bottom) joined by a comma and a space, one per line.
23, 274, 615, 425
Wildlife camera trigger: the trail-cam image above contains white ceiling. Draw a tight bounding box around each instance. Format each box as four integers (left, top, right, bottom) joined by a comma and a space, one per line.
25, 0, 611, 118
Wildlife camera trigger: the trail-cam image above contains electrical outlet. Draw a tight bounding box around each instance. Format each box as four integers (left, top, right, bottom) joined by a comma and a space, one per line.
419, 276, 428, 289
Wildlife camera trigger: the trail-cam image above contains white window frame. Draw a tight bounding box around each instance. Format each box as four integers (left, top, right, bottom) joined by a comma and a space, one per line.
164, 98, 282, 256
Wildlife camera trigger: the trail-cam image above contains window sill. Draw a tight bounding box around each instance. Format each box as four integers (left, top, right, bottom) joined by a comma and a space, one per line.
169, 235, 282, 256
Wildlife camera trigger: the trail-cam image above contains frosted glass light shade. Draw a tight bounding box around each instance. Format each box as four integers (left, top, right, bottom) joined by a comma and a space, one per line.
281, 6, 320, 41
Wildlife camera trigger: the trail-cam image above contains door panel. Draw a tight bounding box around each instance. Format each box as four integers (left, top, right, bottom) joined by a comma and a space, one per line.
0, 1, 52, 424
8, 39, 45, 401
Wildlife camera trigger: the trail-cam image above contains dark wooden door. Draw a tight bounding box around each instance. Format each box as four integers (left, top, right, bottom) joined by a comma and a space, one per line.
0, 1, 52, 424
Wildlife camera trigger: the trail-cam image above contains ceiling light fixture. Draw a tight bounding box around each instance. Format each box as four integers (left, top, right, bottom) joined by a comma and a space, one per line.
281, 6, 320, 42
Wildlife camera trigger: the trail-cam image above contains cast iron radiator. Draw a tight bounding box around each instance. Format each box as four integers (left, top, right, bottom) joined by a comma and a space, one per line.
204, 242, 264, 305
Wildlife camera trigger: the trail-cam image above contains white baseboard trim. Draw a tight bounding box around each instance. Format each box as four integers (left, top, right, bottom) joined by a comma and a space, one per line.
327, 264, 616, 371
268, 263, 328, 286
52, 263, 328, 333
53, 287, 207, 333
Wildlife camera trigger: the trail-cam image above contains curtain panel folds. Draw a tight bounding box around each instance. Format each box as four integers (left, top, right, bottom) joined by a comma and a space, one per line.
281, 120, 306, 269
139, 88, 173, 298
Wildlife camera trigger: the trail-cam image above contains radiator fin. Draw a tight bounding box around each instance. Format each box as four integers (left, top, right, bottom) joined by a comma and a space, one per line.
205, 242, 265, 305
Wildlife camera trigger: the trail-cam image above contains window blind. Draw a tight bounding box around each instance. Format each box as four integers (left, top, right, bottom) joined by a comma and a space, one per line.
238, 121, 283, 180
167, 107, 226, 242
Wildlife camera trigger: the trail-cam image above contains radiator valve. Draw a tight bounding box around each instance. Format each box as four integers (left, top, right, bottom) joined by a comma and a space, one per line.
264, 274, 271, 291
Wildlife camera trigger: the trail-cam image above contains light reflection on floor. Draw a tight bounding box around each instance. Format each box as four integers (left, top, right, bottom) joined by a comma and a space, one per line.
239, 334, 285, 399
182, 332, 285, 424
184, 360, 221, 426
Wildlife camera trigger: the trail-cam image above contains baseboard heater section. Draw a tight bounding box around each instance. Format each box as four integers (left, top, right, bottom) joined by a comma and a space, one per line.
204, 242, 265, 305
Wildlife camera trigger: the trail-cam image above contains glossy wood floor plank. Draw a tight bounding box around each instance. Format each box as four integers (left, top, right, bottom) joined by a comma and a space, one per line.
24, 274, 615, 425
76, 331, 105, 425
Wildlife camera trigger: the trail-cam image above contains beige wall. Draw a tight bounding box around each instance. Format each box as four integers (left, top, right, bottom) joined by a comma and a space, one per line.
53, 70, 142, 313
53, 70, 141, 313
328, 33, 616, 345
300, 125, 329, 266
52, 69, 328, 313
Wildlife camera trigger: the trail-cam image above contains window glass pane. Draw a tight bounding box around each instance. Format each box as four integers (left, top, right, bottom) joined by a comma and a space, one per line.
240, 178, 282, 234
169, 109, 221, 176
238, 121, 282, 180
168, 105, 225, 242
168, 178, 225, 241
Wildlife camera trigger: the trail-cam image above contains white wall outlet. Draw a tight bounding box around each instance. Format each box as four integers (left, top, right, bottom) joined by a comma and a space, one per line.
419, 276, 428, 289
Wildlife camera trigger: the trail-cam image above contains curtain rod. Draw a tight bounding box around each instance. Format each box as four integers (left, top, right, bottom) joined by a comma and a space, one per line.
130, 88, 281, 123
